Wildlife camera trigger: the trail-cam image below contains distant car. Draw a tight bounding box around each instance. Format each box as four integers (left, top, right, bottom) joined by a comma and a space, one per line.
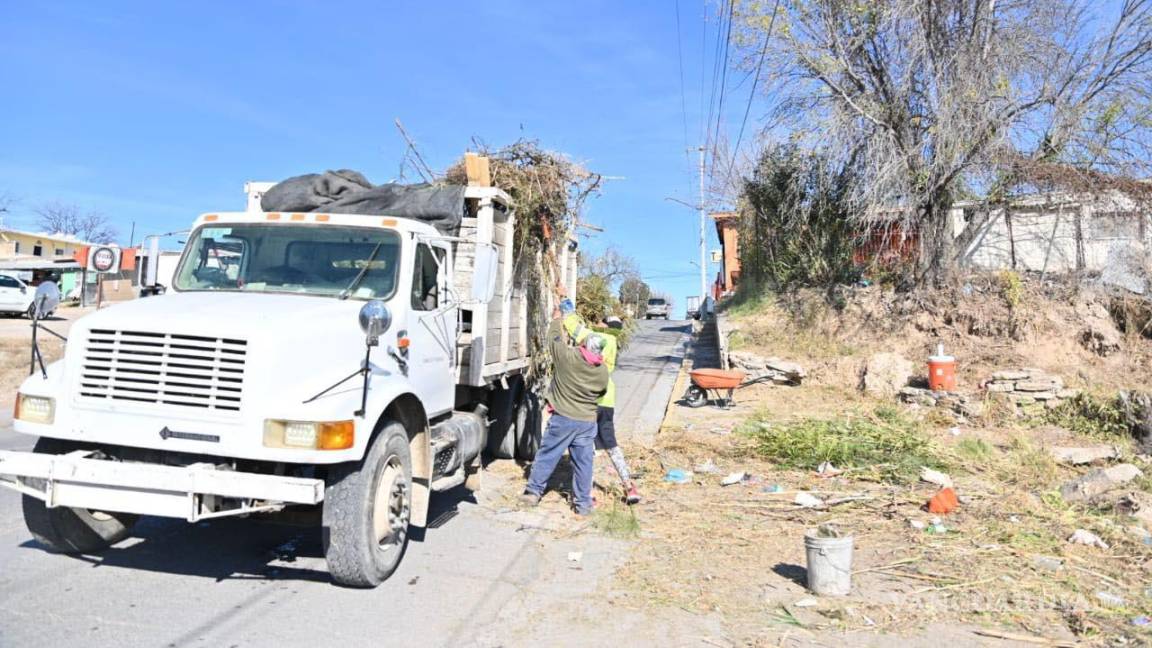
645, 297, 670, 320
0, 273, 53, 318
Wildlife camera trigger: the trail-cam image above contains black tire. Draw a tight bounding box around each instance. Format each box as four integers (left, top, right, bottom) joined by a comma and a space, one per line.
514, 390, 542, 461
323, 420, 413, 588
21, 438, 138, 554
684, 385, 709, 408
485, 378, 521, 459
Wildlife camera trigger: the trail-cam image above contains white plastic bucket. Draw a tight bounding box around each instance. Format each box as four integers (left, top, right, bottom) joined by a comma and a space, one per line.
804, 530, 854, 596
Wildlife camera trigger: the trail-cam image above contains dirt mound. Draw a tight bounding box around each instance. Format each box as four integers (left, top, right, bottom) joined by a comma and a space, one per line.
724, 273, 1151, 395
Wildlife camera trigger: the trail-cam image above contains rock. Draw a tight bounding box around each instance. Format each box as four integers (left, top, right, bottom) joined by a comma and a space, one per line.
920, 467, 954, 488
956, 400, 985, 418
1060, 464, 1144, 503
1032, 555, 1064, 572
1016, 379, 1063, 392
986, 382, 1016, 393
765, 357, 806, 380
1116, 492, 1152, 529
1049, 445, 1119, 465
992, 370, 1031, 381
1081, 317, 1123, 357
1057, 388, 1081, 399
862, 353, 914, 398
1031, 391, 1058, 401
1067, 528, 1110, 549
1118, 391, 1152, 451
728, 351, 767, 370
1012, 394, 1037, 405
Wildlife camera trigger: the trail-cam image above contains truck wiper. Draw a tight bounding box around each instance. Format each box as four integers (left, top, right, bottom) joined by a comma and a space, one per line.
338, 241, 385, 300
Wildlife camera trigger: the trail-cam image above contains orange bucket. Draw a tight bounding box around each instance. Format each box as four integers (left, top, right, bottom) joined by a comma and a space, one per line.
927, 345, 956, 392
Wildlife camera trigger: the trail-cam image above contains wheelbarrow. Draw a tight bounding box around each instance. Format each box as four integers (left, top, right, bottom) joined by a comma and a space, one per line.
682, 368, 775, 409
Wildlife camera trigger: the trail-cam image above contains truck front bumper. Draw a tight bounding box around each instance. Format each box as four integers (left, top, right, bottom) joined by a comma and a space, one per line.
0, 450, 325, 522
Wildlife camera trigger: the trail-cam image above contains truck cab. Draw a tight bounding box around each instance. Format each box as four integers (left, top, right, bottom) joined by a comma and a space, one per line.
0, 185, 560, 587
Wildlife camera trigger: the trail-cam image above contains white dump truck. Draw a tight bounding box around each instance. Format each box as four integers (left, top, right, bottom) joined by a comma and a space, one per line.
0, 181, 577, 587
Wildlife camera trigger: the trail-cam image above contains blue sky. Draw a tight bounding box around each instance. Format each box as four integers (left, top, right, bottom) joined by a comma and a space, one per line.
1, 1, 747, 308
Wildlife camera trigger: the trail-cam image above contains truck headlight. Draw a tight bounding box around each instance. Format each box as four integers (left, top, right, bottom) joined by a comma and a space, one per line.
263, 419, 354, 450
15, 394, 55, 424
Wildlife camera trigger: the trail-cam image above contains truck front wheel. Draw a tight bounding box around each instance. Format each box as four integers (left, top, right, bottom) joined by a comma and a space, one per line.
21, 438, 139, 554
323, 420, 412, 588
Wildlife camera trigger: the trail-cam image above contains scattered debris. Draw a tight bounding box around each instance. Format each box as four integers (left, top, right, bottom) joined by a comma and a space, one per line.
1096, 591, 1126, 607
793, 597, 818, 608
762, 484, 785, 493
1059, 463, 1144, 503
861, 352, 914, 398
815, 461, 843, 477
1032, 556, 1064, 572
926, 487, 960, 514
925, 519, 949, 534
920, 467, 954, 489
566, 551, 583, 563
1133, 616, 1151, 627
794, 492, 825, 508
694, 459, 721, 474
1048, 445, 1120, 465
721, 472, 748, 486
1067, 529, 1110, 549
948, 426, 962, 436
664, 469, 693, 484
908, 519, 927, 530
727, 351, 806, 385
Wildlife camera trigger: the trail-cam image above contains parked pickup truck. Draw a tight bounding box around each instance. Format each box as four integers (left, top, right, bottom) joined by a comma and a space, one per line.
645, 297, 670, 319
0, 182, 576, 587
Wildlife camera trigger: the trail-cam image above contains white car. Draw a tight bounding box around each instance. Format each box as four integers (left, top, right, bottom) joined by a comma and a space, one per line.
0, 274, 55, 318
645, 297, 670, 319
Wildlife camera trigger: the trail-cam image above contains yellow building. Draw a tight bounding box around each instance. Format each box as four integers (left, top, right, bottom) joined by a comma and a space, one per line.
0, 229, 90, 261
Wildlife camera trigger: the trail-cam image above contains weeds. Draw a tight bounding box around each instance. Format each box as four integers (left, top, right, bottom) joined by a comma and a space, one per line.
956, 437, 996, 461
1043, 392, 1131, 439
739, 407, 945, 483
595, 503, 640, 539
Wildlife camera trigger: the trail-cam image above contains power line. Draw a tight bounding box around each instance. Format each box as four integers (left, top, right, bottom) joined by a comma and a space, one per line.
724, 0, 782, 184
707, 0, 735, 184
702, 0, 729, 148
674, 0, 690, 156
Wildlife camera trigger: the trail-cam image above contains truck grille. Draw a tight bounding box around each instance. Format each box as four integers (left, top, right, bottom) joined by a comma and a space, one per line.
79, 329, 247, 412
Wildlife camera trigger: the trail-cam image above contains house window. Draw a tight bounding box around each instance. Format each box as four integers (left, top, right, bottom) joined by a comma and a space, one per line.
32, 243, 43, 257
54, 248, 64, 256
13, 242, 20, 254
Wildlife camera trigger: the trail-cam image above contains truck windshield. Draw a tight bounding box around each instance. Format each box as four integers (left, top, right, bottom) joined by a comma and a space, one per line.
648, 299, 666, 306
173, 224, 401, 300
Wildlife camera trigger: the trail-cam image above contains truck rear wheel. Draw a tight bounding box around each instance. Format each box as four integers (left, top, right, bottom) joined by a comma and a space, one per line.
21, 438, 138, 554
323, 420, 412, 588
514, 390, 542, 461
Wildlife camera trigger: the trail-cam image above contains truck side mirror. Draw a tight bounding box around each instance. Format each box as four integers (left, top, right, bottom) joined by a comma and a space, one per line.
358, 300, 392, 347
471, 244, 498, 303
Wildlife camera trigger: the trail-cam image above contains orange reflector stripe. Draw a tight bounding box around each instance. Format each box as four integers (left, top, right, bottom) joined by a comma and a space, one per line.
315, 214, 330, 222
397, 337, 411, 349
204, 214, 219, 222
381, 218, 397, 226
290, 213, 305, 221
317, 421, 355, 450
266, 212, 281, 221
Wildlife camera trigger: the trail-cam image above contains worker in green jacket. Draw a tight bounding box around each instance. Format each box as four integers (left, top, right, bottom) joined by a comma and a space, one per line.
563, 312, 641, 505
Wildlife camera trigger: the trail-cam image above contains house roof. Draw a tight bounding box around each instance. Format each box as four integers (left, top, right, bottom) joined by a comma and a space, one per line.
0, 228, 97, 246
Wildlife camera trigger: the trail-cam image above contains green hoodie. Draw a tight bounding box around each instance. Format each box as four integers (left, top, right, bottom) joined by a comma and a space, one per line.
545, 318, 609, 421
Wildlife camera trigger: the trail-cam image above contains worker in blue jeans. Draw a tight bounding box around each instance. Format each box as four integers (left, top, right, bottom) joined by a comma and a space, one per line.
521, 307, 610, 515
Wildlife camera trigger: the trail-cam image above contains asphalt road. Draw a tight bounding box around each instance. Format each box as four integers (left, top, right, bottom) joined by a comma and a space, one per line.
0, 319, 690, 648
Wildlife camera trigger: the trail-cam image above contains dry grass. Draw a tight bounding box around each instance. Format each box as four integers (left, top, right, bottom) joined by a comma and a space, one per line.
0, 338, 63, 400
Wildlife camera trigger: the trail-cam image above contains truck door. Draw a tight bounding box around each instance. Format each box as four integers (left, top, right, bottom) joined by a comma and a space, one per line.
406, 241, 457, 417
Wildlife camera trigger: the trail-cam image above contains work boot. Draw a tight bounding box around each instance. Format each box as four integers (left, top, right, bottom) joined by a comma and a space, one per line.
624, 483, 642, 505
519, 490, 542, 507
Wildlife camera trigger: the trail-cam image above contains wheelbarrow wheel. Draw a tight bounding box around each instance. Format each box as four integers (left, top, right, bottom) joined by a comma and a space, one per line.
683, 385, 708, 408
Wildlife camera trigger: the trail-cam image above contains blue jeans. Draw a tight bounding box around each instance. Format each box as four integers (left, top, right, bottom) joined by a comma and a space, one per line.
525, 413, 597, 513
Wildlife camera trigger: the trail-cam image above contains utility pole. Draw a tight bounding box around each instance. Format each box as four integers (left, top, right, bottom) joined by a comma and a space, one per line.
697, 146, 707, 300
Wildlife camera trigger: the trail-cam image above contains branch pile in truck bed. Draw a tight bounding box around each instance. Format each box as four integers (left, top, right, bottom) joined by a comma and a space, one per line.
446, 140, 601, 367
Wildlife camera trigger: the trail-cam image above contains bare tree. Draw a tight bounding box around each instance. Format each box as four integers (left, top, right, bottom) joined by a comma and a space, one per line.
579, 247, 640, 288
34, 202, 117, 243
736, 0, 1152, 283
